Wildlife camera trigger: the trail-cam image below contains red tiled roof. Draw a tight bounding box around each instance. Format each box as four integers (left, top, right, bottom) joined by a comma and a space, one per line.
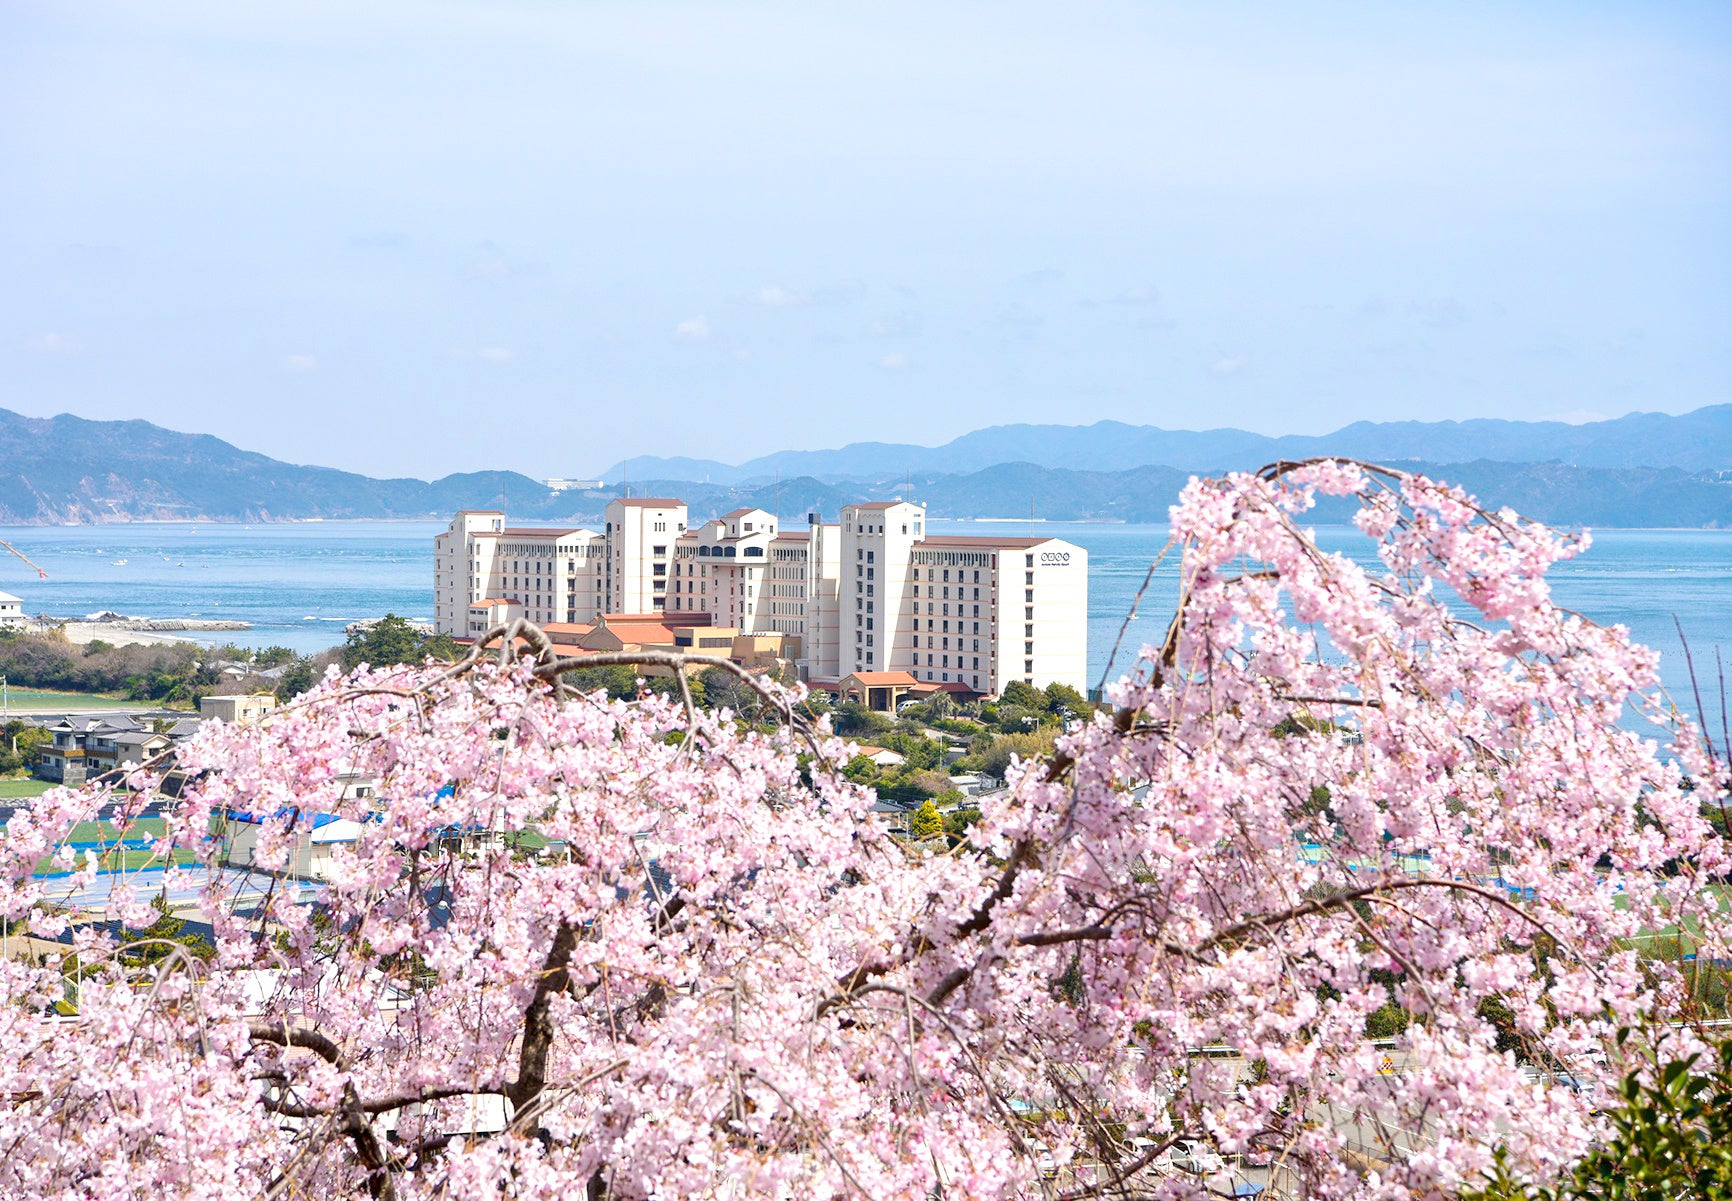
718, 507, 763, 520
499, 527, 584, 537
842, 671, 920, 686
470, 598, 515, 607
770, 530, 811, 542
847, 500, 910, 511
612, 498, 684, 508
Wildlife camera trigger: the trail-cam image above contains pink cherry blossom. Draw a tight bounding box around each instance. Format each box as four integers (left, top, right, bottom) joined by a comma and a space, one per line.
0, 462, 1724, 1200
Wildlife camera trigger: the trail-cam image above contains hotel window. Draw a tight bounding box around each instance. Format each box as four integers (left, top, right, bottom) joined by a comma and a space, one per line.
927, 654, 933, 666
1025, 572, 1034, 585
1025, 624, 1034, 638
654, 545, 667, 556
1025, 663, 1034, 677
1025, 555, 1034, 568
972, 656, 979, 668
1025, 590, 1033, 603
1025, 607, 1034, 621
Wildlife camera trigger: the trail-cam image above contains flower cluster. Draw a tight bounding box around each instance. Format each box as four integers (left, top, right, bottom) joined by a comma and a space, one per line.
0, 464, 1724, 1200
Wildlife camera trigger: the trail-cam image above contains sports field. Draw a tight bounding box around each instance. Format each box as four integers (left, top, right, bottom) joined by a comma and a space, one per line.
1, 687, 147, 713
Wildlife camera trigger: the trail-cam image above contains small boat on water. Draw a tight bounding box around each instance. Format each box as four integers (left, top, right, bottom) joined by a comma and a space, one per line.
110, 559, 128, 566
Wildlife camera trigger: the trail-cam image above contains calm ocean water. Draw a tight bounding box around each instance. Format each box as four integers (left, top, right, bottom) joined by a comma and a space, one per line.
1, 519, 1727, 733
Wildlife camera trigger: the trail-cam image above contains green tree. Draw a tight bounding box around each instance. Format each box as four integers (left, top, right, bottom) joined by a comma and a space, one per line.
997, 680, 1044, 710
1043, 682, 1087, 717
942, 803, 982, 841
1469, 1035, 1732, 1201
978, 729, 1058, 780
273, 657, 319, 702
254, 645, 298, 668
832, 702, 892, 738
340, 615, 442, 672
908, 799, 943, 841
840, 755, 879, 785
879, 731, 942, 772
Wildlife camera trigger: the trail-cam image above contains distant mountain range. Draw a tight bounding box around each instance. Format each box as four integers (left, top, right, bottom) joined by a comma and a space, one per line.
603, 405, 1732, 483
1, 405, 1728, 529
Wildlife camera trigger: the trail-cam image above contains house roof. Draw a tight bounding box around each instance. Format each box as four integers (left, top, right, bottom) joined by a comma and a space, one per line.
718, 507, 766, 520
841, 671, 920, 687
0, 590, 21, 603
600, 611, 710, 627
847, 501, 912, 511
920, 535, 1051, 549
470, 598, 515, 608
611, 497, 684, 508
455, 510, 504, 516
500, 527, 584, 537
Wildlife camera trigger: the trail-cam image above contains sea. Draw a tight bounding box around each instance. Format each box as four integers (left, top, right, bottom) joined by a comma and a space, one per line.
2, 518, 1728, 736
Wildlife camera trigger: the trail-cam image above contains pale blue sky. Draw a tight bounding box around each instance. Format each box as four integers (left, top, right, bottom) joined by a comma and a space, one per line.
3, 2, 1728, 478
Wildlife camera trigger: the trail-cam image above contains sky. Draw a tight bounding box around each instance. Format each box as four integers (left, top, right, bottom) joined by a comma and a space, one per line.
2, 1, 1728, 480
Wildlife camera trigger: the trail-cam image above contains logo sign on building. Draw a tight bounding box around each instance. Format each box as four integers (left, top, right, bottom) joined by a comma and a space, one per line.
1039, 551, 1071, 566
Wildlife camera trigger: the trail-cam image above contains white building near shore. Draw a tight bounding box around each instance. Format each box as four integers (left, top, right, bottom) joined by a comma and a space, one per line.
0, 590, 25, 630
435, 498, 1088, 697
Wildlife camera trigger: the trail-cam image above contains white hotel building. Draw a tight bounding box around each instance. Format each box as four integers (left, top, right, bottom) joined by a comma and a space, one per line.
434, 498, 1087, 696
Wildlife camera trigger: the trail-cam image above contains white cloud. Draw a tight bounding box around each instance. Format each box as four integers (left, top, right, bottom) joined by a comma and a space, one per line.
280, 353, 318, 372
28, 331, 79, 354
675, 315, 710, 341
477, 346, 515, 362
755, 285, 805, 307
879, 352, 907, 370
1211, 354, 1248, 376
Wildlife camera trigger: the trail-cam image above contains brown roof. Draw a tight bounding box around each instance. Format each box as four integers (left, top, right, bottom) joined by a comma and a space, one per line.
770, 530, 811, 541
456, 509, 504, 516
541, 622, 596, 637
470, 598, 515, 607
842, 670, 920, 686
718, 507, 764, 520
612, 497, 684, 508
920, 535, 1050, 549
910, 680, 981, 695
600, 611, 710, 627
499, 526, 583, 537
847, 500, 911, 511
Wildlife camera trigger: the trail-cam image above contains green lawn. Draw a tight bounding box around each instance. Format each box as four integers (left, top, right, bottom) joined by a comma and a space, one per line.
1, 687, 147, 712
65, 817, 170, 843
0, 779, 53, 799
